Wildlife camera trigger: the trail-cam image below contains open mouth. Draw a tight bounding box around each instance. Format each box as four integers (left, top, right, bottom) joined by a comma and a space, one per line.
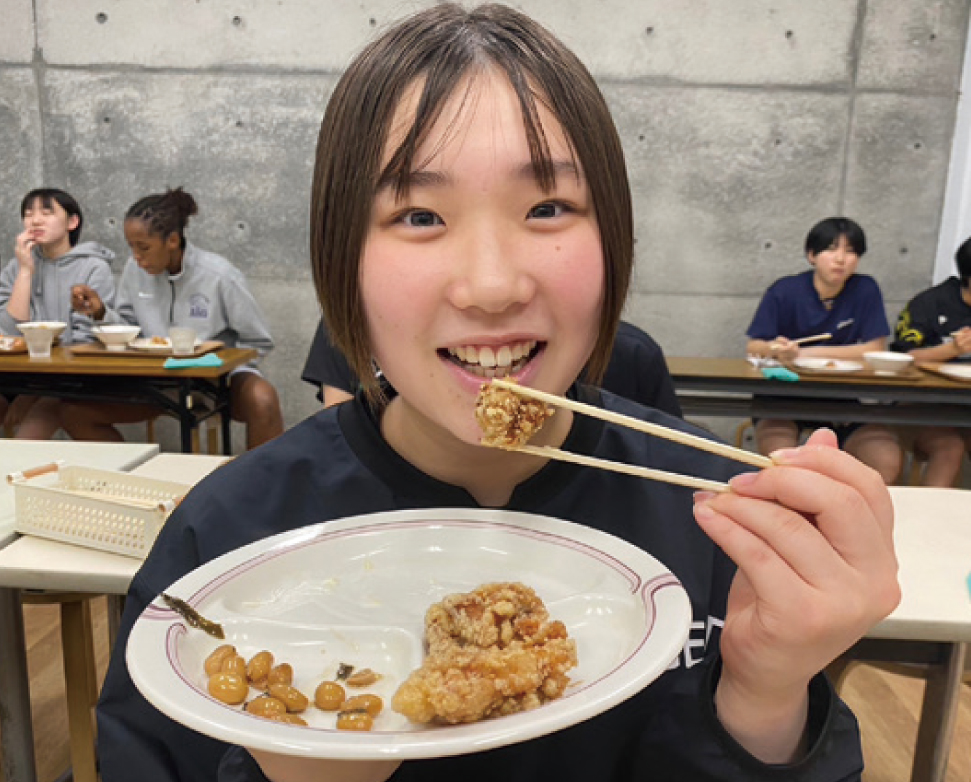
441, 340, 542, 379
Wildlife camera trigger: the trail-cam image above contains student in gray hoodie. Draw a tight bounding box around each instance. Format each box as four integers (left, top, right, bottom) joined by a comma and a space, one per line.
68, 187, 284, 449
0, 188, 115, 438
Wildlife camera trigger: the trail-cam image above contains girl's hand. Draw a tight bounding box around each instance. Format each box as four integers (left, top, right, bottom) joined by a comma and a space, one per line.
767, 336, 798, 361
952, 326, 971, 357
71, 284, 105, 319
693, 429, 900, 761
247, 750, 400, 782
14, 230, 36, 273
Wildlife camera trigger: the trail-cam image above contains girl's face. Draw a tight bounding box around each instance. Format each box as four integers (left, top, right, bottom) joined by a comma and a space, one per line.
124, 219, 182, 275
22, 198, 78, 256
808, 234, 859, 294
361, 71, 604, 447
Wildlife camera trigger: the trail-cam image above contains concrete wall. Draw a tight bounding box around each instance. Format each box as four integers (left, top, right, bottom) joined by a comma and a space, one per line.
1, 0, 968, 449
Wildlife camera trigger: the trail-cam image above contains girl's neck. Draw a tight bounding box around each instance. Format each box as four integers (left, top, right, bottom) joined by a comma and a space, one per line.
812, 275, 842, 307
168, 245, 185, 275
39, 237, 72, 260
379, 397, 574, 507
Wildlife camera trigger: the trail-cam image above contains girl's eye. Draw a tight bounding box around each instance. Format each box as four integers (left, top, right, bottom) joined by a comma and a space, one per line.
401, 209, 443, 228
528, 202, 566, 220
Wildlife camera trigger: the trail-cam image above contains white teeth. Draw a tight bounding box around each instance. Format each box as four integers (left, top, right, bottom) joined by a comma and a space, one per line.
478, 346, 496, 368
447, 340, 537, 369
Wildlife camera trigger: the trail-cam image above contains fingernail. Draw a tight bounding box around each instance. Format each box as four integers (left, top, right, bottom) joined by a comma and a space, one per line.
769, 448, 800, 463
729, 471, 758, 489
693, 491, 717, 503
693, 502, 716, 521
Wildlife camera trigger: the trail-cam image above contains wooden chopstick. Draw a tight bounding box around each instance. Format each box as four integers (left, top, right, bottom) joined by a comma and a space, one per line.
488, 378, 772, 468
791, 332, 832, 346
503, 443, 730, 492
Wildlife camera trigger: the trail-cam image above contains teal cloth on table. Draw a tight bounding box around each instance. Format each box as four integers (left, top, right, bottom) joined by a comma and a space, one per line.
966, 570, 971, 600
761, 367, 800, 382
163, 353, 223, 369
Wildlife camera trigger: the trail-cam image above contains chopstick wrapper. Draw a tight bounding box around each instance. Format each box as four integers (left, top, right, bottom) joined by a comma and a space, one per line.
164, 353, 223, 369
761, 367, 799, 382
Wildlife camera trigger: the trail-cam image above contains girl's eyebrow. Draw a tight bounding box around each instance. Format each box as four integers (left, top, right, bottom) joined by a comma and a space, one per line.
377, 159, 581, 194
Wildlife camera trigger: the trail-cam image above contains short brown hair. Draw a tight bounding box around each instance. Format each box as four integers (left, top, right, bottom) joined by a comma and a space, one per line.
311, 3, 632, 396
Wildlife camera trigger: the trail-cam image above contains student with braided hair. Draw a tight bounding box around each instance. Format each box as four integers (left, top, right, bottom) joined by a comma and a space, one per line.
68, 187, 284, 449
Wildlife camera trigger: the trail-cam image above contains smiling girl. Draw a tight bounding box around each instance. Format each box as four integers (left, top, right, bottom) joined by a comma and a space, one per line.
97, 6, 899, 782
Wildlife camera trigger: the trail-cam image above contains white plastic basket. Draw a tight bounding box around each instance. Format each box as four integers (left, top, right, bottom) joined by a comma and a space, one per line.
10, 464, 190, 558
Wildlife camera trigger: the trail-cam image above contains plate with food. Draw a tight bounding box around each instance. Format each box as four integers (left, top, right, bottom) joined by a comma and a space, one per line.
0, 335, 27, 354
792, 357, 864, 373
127, 508, 690, 759
128, 336, 203, 352
934, 362, 971, 382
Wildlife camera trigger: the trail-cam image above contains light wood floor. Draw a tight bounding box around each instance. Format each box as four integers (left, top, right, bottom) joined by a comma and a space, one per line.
4, 598, 971, 782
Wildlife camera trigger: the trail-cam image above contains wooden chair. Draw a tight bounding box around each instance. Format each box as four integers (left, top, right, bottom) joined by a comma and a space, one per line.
145, 414, 220, 454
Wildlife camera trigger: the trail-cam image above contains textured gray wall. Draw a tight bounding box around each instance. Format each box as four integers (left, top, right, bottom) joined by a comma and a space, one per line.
1, 0, 967, 450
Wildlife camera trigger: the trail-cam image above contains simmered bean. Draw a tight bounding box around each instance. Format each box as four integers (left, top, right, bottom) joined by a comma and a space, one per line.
207, 673, 248, 705
220, 654, 247, 677
342, 694, 383, 718
345, 668, 381, 687
314, 681, 346, 711
268, 684, 309, 713
246, 651, 274, 686
245, 695, 287, 718
336, 709, 373, 731
266, 663, 294, 687
268, 713, 308, 726
204, 644, 237, 676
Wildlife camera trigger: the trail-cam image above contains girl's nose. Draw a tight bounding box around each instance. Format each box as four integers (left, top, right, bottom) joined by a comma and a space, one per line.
447, 225, 535, 313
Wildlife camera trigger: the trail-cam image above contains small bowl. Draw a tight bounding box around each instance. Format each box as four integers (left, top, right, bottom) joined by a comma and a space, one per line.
863, 351, 914, 374
92, 324, 141, 351
17, 320, 68, 341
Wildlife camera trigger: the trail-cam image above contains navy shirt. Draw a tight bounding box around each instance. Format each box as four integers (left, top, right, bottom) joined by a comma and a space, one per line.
747, 270, 890, 346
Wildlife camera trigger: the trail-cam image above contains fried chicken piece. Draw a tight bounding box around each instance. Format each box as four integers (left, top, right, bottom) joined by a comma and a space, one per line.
392, 582, 577, 725
475, 382, 554, 448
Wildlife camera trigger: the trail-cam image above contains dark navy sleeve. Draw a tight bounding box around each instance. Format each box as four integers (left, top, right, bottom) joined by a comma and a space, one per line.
853, 277, 891, 342
746, 282, 784, 340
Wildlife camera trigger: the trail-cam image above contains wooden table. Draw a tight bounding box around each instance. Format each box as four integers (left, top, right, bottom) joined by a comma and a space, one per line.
665, 356, 971, 427
0, 345, 258, 453
0, 450, 229, 782
0, 441, 160, 782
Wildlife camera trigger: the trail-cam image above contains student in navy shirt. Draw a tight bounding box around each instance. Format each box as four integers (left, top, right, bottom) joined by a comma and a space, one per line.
746, 217, 902, 483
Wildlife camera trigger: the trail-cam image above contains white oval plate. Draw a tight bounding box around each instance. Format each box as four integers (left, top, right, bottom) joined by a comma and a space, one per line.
938, 363, 971, 381
129, 337, 203, 351
127, 508, 690, 760
793, 357, 864, 372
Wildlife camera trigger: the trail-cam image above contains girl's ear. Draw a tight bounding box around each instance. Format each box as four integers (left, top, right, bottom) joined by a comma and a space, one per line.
67, 214, 80, 232
165, 232, 182, 251
806, 252, 816, 266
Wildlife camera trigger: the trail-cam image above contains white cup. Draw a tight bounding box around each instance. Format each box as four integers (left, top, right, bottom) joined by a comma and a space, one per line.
22, 328, 54, 359
168, 327, 197, 356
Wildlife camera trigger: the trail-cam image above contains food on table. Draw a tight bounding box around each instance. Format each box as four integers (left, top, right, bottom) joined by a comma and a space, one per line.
150, 335, 169, 346
203, 643, 237, 676
475, 381, 554, 447
246, 650, 274, 687
267, 683, 309, 713
345, 668, 381, 687
342, 694, 383, 717
245, 695, 287, 717
391, 582, 577, 725
266, 663, 294, 687
336, 709, 374, 731
0, 336, 25, 351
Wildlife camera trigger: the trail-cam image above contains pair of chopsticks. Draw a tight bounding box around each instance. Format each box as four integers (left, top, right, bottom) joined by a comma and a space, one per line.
485, 379, 771, 493
770, 332, 831, 348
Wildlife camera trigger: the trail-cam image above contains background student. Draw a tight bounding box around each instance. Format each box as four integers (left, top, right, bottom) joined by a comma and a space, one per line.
745, 216, 902, 483
97, 5, 899, 782
0, 187, 115, 439
68, 187, 284, 449
888, 236, 971, 485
